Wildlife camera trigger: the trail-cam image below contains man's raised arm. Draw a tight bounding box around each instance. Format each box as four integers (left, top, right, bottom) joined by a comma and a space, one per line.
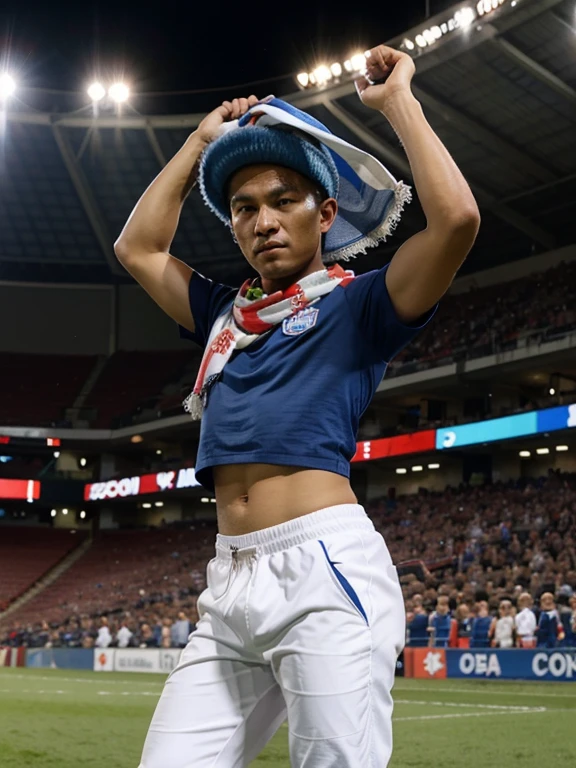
114, 96, 259, 332
357, 46, 481, 325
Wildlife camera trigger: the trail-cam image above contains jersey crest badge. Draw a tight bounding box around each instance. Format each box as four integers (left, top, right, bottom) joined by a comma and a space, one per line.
282, 307, 319, 336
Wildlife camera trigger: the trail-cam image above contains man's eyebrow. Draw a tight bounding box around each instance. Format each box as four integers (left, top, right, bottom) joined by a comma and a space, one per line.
230, 183, 301, 207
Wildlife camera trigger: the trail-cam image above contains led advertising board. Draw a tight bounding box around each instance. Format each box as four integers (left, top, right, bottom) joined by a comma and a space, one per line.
0, 479, 41, 501
84, 467, 201, 501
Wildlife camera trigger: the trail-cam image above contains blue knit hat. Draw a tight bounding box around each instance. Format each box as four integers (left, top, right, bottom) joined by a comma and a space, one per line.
199, 125, 340, 222
199, 98, 411, 262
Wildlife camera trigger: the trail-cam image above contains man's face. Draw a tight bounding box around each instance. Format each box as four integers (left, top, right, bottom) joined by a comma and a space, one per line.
228, 164, 337, 283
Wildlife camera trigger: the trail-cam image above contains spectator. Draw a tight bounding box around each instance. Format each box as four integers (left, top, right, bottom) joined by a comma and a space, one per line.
116, 619, 133, 649
171, 611, 192, 648
95, 617, 112, 648
471, 601, 492, 648
536, 592, 565, 648
515, 593, 537, 648
450, 604, 472, 648
427, 596, 452, 648
491, 599, 515, 648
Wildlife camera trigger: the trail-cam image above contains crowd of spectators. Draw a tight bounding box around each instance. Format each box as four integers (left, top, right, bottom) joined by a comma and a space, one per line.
1, 470, 575, 650
388, 260, 576, 376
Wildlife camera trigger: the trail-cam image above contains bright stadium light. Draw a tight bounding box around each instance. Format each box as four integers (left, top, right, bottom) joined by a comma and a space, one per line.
428, 463, 440, 469
156, 449, 162, 455
108, 82, 130, 103
549, 387, 556, 395
343, 59, 353, 72
312, 65, 332, 85
87, 82, 106, 101
62, 508, 68, 515
297, 72, 309, 87
536, 448, 550, 455
0, 73, 16, 99
519, 450, 531, 457
415, 34, 427, 47
330, 62, 343, 77
80, 457, 87, 467
403, 38, 415, 50
396, 468, 407, 474
455, 7, 476, 28
142, 502, 152, 509
201, 497, 209, 503
350, 53, 366, 71
412, 465, 424, 472
211, 498, 217, 503
556, 445, 569, 452
53, 451, 60, 458
154, 501, 164, 507
51, 509, 57, 517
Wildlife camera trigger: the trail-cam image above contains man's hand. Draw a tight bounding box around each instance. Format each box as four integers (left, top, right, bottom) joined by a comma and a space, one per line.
355, 45, 415, 113
196, 95, 262, 146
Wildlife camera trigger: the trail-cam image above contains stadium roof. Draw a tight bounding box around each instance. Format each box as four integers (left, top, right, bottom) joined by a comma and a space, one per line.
1, 0, 574, 285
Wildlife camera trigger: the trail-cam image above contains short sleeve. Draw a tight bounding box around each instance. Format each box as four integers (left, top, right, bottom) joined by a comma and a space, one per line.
343, 263, 438, 362
178, 271, 238, 348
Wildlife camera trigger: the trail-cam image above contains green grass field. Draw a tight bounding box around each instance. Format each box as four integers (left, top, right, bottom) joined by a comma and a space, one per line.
1, 667, 575, 766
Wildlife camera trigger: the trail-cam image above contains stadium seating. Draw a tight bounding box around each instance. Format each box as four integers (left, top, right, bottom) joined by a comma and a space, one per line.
3, 527, 215, 627
82, 350, 192, 427
0, 353, 97, 426
0, 527, 86, 610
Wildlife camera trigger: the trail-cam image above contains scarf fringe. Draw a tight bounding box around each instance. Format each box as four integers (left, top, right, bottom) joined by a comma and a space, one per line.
323, 182, 412, 264
183, 391, 204, 421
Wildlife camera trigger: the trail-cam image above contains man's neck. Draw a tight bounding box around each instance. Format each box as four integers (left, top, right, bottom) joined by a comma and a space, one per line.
260, 257, 325, 295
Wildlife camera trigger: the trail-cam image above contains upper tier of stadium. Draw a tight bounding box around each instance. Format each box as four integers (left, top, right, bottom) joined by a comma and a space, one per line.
1, 0, 574, 286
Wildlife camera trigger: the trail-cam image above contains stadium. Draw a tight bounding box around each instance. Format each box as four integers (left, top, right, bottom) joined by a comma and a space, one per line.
1, 0, 576, 765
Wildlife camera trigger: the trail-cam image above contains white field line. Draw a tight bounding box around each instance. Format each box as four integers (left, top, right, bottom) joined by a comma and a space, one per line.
0, 672, 164, 686
394, 683, 576, 699
394, 710, 547, 722
394, 699, 543, 711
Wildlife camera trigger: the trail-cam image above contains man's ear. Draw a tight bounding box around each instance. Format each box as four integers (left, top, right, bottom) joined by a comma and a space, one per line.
320, 198, 338, 234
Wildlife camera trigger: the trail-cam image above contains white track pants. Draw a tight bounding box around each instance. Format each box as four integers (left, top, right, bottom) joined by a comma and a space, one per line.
138, 504, 405, 767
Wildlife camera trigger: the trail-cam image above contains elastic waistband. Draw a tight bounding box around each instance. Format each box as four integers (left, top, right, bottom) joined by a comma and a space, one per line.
215, 504, 374, 559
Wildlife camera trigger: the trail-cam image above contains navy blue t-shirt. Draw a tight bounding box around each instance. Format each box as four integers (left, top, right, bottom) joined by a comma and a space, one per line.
180, 264, 436, 491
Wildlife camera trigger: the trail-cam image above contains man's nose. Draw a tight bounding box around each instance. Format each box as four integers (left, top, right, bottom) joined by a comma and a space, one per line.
254, 205, 279, 235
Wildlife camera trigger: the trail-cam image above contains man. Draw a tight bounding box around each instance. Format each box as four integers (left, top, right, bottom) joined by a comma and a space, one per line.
427, 595, 453, 649
471, 601, 493, 648
116, 618, 133, 649
171, 611, 192, 648
515, 591, 537, 648
94, 617, 112, 649
406, 593, 429, 647
536, 592, 565, 648
116, 44, 479, 768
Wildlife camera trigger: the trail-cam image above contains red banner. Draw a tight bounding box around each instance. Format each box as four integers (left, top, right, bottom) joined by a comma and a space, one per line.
351, 430, 436, 462
0, 479, 41, 500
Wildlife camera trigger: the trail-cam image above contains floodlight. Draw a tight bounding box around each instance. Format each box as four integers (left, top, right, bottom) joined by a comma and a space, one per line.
80, 457, 87, 467
343, 60, 353, 72
431, 25, 442, 39
155, 502, 164, 507
455, 7, 476, 28
412, 465, 424, 472
396, 468, 407, 474
312, 65, 332, 85
201, 497, 209, 503
297, 72, 309, 87
142, 503, 152, 509
80, 511, 86, 519
415, 34, 427, 47
536, 448, 550, 455
53, 451, 60, 458
87, 82, 106, 102
549, 387, 556, 395
108, 82, 130, 103
62, 508, 68, 515
51, 509, 57, 517
428, 463, 440, 469
350, 53, 366, 71
156, 449, 162, 455
330, 62, 342, 77
403, 38, 415, 50
0, 73, 16, 99
519, 451, 531, 457
556, 445, 569, 452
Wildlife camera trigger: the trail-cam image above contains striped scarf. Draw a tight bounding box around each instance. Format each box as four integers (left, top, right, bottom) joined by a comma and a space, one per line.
183, 264, 354, 419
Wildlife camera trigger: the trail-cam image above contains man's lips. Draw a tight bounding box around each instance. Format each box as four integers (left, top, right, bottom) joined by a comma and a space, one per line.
255, 243, 286, 255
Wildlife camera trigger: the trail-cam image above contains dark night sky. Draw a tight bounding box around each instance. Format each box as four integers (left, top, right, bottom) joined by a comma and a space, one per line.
0, 0, 457, 112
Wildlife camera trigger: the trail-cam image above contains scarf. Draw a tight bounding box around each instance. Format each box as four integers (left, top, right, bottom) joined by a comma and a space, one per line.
183, 264, 355, 419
